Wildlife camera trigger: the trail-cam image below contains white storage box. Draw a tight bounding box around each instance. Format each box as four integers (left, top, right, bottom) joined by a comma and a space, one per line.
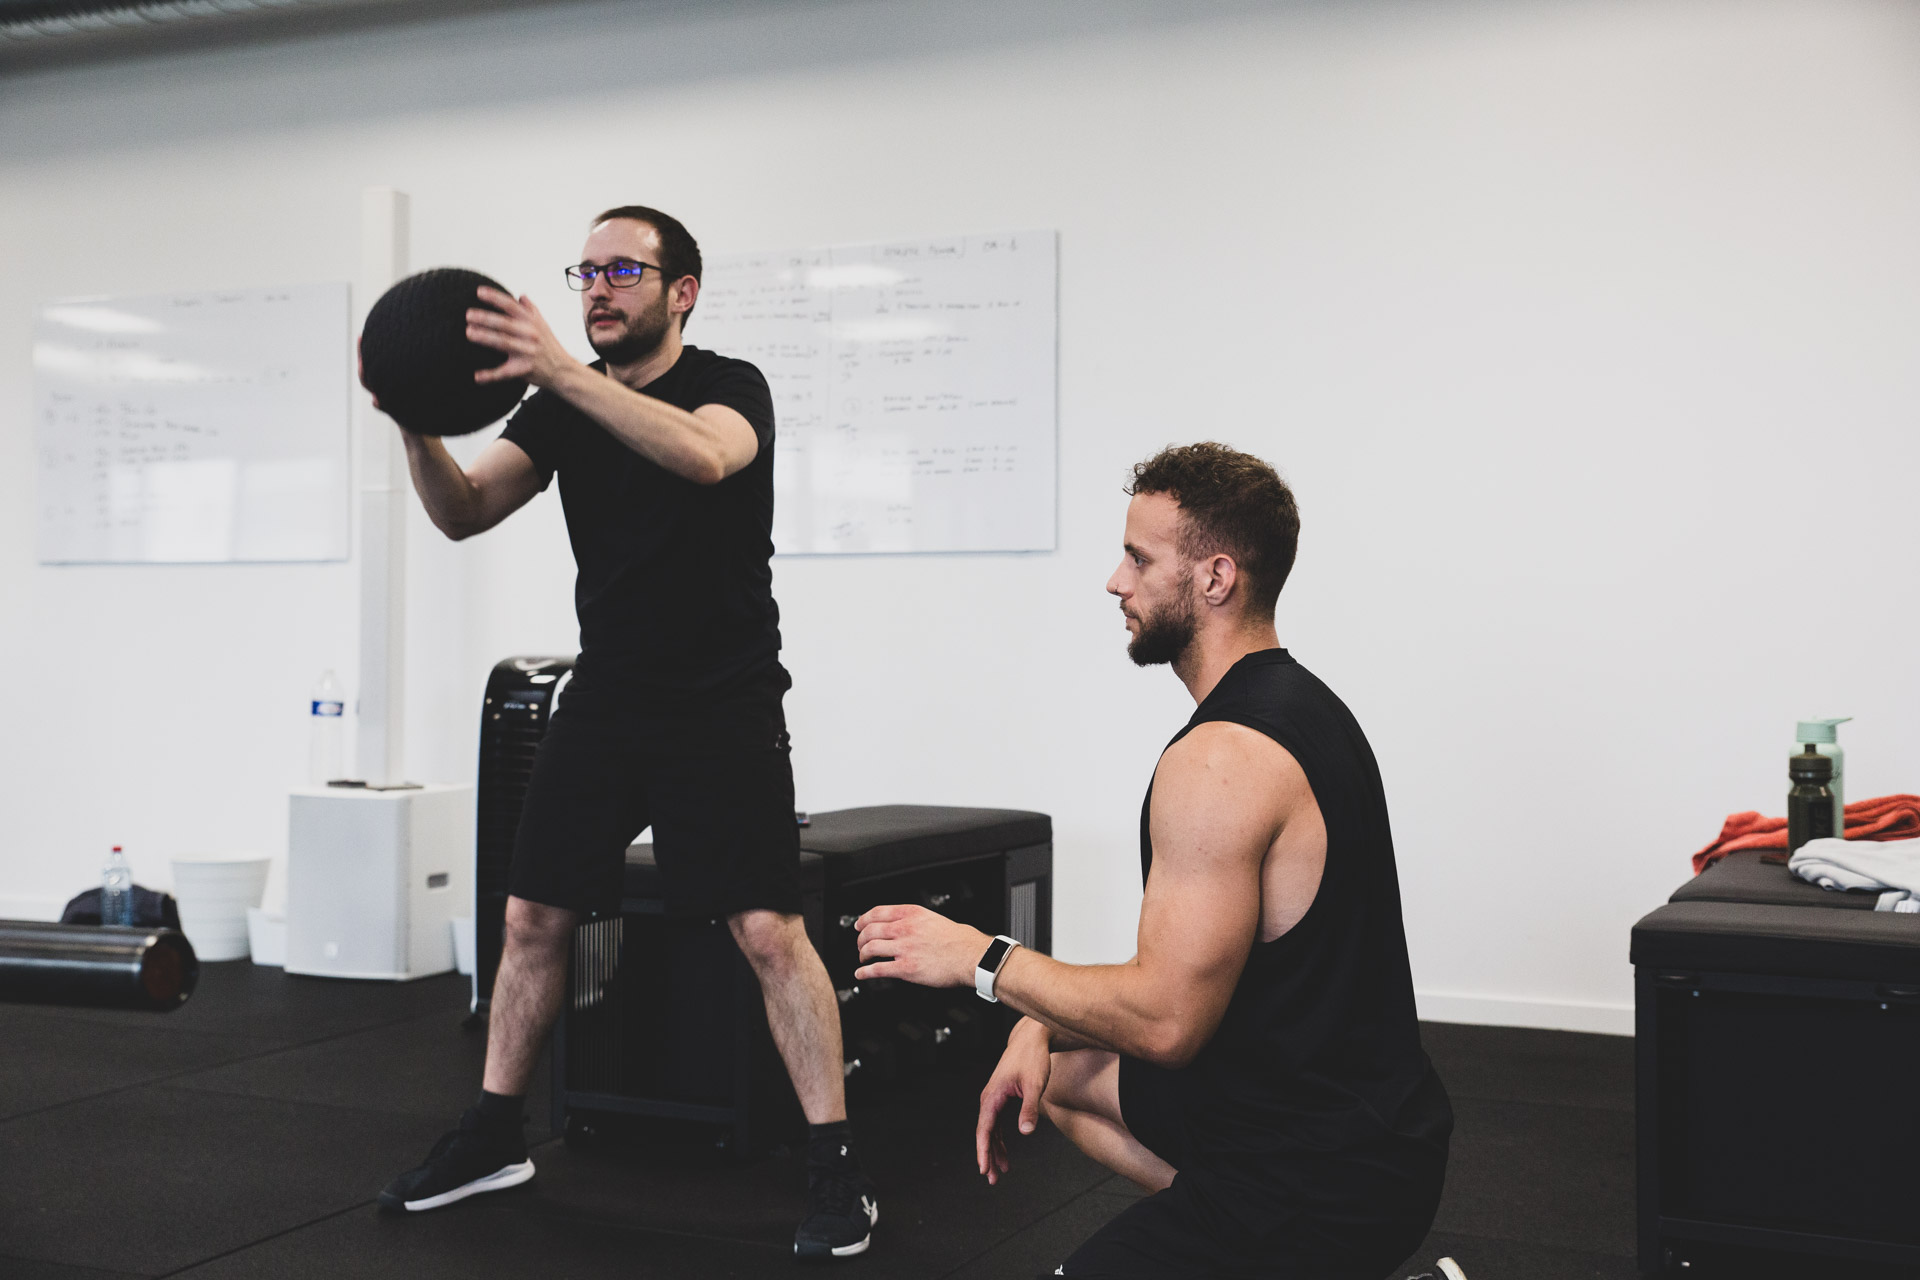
286, 784, 473, 981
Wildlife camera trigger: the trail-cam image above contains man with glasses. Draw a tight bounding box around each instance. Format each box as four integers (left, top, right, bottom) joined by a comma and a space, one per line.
375, 206, 880, 1262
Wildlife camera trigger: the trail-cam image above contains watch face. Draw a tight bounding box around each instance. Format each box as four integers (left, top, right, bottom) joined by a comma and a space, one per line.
979, 937, 1013, 972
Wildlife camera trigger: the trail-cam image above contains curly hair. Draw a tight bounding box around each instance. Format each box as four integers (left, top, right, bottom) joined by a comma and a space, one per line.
1125, 442, 1300, 617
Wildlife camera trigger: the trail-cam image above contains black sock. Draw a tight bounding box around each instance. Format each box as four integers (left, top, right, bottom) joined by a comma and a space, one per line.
475, 1090, 524, 1142
807, 1120, 856, 1169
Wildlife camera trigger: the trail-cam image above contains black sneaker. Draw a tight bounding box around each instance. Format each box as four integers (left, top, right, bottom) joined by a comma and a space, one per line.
793, 1164, 879, 1261
378, 1108, 534, 1212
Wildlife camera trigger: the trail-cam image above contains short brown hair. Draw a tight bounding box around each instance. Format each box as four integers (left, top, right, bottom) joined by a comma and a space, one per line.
1126, 442, 1300, 617
592, 205, 702, 327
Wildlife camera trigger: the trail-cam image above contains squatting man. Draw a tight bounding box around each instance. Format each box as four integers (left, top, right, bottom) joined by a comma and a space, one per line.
856, 443, 1453, 1278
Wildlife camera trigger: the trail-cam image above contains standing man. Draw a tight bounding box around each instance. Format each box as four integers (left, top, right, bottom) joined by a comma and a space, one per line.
853, 443, 1451, 1277
374, 206, 880, 1262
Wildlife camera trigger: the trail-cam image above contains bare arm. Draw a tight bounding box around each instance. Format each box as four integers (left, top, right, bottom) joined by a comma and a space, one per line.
856, 721, 1302, 1069
466, 287, 759, 486
991, 725, 1272, 1065
1024, 1018, 1099, 1052
401, 434, 544, 541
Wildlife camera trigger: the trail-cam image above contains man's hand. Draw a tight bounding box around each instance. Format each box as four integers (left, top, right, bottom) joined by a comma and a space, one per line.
852, 905, 989, 988
466, 286, 584, 389
976, 1018, 1051, 1185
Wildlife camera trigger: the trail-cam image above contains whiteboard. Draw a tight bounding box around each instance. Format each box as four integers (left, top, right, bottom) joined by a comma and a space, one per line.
34, 283, 352, 564
696, 231, 1057, 554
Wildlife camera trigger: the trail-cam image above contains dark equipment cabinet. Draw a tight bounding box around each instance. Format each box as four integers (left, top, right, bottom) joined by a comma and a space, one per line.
473, 655, 573, 1013
551, 805, 1052, 1156
554, 845, 826, 1155
1634, 859, 1920, 1276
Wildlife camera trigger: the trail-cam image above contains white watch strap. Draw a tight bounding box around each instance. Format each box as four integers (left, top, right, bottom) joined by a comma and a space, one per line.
974, 935, 1020, 1003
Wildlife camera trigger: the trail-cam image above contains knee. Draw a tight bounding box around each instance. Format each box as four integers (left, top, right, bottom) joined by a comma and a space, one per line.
728, 909, 805, 976
1042, 1048, 1115, 1123
1040, 1067, 1078, 1126
503, 898, 574, 958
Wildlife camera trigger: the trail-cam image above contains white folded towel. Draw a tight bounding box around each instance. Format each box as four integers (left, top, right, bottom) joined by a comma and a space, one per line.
1790, 838, 1920, 912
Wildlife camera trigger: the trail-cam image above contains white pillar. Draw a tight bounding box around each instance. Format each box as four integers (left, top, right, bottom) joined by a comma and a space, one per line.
354, 188, 411, 787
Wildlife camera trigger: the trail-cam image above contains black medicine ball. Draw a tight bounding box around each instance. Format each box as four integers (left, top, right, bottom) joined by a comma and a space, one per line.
359, 267, 529, 437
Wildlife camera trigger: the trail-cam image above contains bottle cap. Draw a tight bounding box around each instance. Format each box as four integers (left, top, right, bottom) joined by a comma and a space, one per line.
1790, 749, 1833, 781
1796, 717, 1852, 744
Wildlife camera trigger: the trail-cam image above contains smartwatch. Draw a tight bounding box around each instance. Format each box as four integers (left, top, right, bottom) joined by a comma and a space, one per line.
974, 935, 1021, 1003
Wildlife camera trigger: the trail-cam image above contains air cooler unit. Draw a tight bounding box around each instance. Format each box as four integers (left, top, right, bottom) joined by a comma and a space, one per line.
473, 655, 573, 1013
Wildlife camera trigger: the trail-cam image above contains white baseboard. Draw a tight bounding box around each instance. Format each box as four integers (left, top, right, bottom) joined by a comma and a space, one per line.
0, 896, 65, 922
1417, 990, 1634, 1037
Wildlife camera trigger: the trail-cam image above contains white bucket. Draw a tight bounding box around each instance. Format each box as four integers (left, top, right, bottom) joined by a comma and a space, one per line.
171, 857, 271, 962
246, 906, 287, 967
450, 915, 476, 977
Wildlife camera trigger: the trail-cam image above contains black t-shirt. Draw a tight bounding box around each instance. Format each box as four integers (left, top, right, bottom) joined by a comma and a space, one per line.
500, 345, 788, 734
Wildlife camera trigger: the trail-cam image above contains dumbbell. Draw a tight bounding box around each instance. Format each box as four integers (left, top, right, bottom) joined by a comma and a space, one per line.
842, 1035, 897, 1094
894, 1004, 986, 1072
936, 1003, 984, 1059
917, 882, 975, 915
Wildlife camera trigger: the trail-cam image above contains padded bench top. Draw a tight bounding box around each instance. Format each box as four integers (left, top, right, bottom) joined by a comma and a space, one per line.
797, 805, 1050, 882
1670, 850, 1879, 911
620, 805, 1049, 899
1632, 901, 1920, 983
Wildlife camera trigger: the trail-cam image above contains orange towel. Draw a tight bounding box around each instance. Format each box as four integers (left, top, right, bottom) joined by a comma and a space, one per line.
1693, 794, 1920, 873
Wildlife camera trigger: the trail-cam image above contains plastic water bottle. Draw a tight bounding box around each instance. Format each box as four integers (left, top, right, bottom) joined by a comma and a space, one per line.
1787, 747, 1836, 855
1795, 717, 1851, 833
101, 845, 133, 927
310, 670, 346, 785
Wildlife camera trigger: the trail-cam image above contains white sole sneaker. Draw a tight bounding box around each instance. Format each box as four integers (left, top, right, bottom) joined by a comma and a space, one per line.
397, 1158, 535, 1212
796, 1196, 878, 1260
830, 1200, 878, 1257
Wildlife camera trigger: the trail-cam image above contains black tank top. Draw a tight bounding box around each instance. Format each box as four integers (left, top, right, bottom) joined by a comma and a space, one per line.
1120, 649, 1451, 1243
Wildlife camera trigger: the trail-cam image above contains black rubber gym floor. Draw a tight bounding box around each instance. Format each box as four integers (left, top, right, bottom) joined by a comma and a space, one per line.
0, 963, 1639, 1279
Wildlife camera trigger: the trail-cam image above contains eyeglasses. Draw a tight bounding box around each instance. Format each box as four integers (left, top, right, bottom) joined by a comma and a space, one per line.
565, 259, 661, 291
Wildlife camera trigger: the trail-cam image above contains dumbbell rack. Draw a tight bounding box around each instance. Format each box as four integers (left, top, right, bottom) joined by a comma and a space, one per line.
549, 805, 1051, 1155
827, 848, 1042, 1095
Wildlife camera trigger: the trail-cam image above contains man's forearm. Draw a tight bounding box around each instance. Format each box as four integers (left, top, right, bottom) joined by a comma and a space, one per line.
993, 949, 1189, 1066
1016, 1015, 1098, 1054
546, 362, 738, 485
401, 434, 485, 539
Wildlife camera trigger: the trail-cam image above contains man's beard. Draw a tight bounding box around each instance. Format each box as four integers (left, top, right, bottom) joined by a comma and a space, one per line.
587, 293, 672, 365
1126, 589, 1198, 667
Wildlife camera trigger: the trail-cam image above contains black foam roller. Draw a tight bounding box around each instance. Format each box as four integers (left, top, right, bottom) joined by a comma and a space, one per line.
0, 921, 198, 1012
359, 267, 529, 436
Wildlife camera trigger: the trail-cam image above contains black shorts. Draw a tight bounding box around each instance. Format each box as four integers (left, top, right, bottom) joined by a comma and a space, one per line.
1058, 1060, 1268, 1279
508, 694, 803, 919
1061, 1178, 1419, 1280
1059, 1058, 1444, 1278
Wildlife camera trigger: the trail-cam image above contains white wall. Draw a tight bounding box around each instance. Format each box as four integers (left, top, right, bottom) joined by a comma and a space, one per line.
4, 0, 1918, 1032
